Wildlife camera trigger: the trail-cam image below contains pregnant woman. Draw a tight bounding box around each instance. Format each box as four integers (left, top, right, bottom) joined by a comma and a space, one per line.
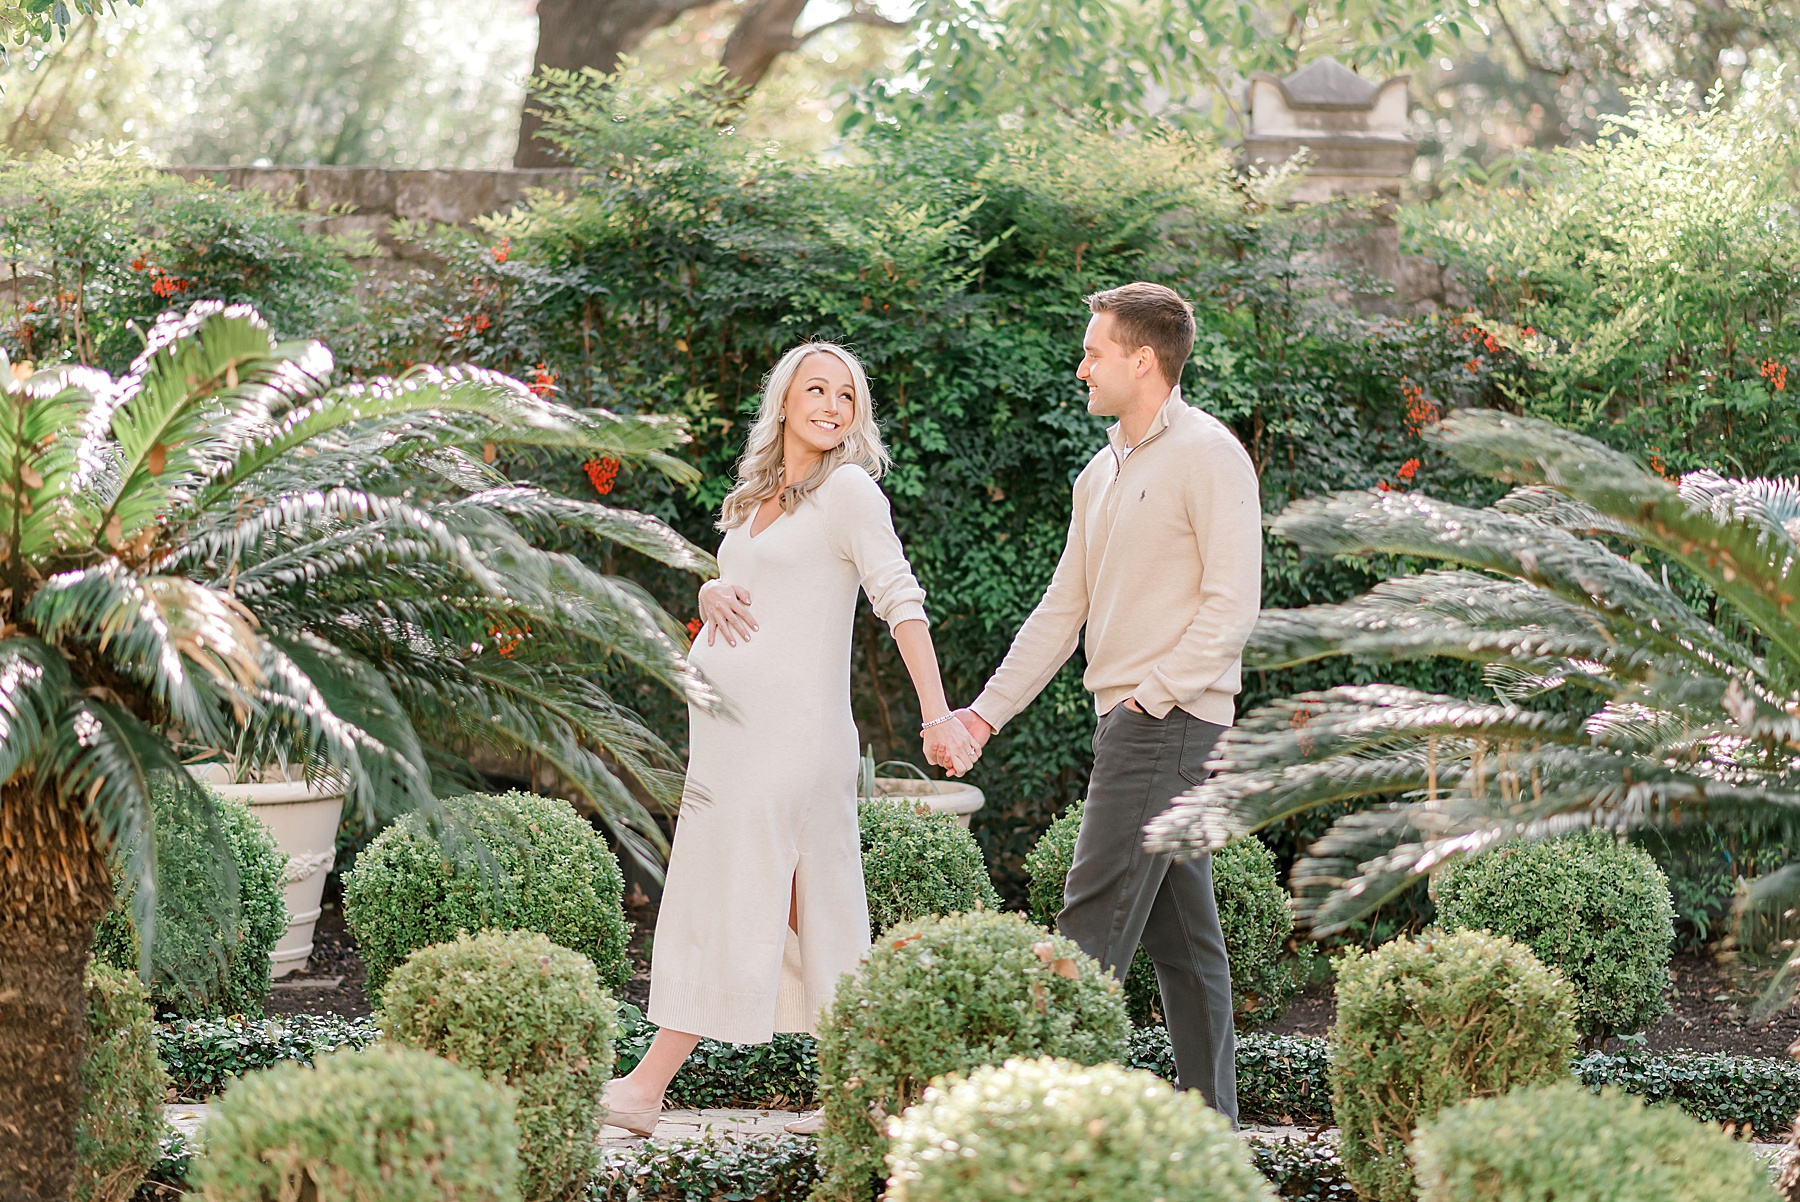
603, 342, 979, 1136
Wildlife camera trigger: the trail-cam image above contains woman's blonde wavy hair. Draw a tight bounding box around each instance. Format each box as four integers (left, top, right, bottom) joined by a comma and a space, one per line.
717, 342, 889, 531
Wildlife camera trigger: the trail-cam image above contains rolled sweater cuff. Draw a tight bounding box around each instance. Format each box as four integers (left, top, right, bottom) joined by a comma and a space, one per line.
967, 689, 1016, 735
883, 601, 928, 632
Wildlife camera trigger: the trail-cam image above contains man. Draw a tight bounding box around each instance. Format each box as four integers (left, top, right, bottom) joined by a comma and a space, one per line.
955, 281, 1261, 1121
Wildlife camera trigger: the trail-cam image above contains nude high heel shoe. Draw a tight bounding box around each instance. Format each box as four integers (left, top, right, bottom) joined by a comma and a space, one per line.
602, 1081, 661, 1138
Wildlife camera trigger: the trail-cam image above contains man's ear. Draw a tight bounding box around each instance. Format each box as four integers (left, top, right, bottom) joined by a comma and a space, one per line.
1135, 345, 1159, 381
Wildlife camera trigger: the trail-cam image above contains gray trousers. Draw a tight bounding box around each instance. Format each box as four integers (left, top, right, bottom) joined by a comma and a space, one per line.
1058, 704, 1238, 1123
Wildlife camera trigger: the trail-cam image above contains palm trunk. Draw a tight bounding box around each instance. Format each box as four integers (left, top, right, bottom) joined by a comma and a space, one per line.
0, 783, 114, 1202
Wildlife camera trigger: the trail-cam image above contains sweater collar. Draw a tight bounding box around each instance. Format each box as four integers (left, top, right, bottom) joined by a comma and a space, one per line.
1107, 386, 1183, 457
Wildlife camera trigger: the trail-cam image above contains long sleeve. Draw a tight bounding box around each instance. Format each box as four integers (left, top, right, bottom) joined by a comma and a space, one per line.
969, 490, 1092, 733
1131, 444, 1262, 718
829, 466, 928, 632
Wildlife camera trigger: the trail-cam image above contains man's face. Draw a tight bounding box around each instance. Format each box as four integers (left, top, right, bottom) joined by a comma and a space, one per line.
1077, 312, 1148, 417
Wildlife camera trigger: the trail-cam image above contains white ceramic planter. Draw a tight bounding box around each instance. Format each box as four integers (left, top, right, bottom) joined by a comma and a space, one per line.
190, 764, 347, 979
869, 777, 984, 828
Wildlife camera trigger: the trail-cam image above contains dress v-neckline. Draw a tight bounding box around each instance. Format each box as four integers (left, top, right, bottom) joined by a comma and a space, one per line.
748, 509, 785, 540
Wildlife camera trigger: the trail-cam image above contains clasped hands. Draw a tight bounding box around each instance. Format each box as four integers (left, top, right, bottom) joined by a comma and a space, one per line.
923, 708, 994, 779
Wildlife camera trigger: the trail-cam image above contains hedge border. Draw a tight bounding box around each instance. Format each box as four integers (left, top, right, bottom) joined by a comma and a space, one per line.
158, 1010, 1800, 1139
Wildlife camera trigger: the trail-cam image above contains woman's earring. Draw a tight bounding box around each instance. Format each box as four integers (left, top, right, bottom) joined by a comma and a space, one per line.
778, 412, 786, 423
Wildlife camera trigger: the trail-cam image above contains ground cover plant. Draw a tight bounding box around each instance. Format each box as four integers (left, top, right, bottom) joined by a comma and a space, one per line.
1434, 829, 1675, 1043
859, 798, 1002, 937
194, 1044, 520, 1202
1330, 930, 1578, 1202
158, 1013, 378, 1099
1413, 1081, 1777, 1202
381, 929, 617, 1202
814, 910, 1129, 1202
0, 301, 713, 1198
91, 777, 287, 1019
885, 1057, 1276, 1202
344, 789, 633, 996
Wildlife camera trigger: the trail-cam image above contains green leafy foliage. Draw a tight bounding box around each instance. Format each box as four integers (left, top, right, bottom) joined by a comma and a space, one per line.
814, 910, 1129, 1202
616, 1003, 820, 1110
194, 1044, 520, 1202
1412, 1081, 1777, 1202
157, 1013, 377, 1100
595, 1134, 823, 1202
368, 78, 1496, 900
343, 790, 632, 997
1408, 84, 1800, 481
859, 799, 1002, 937
91, 777, 286, 1019
0, 152, 356, 375
1434, 830, 1674, 1043
1330, 930, 1578, 1202
1025, 802, 1297, 1026
72, 964, 168, 1202
1573, 1050, 1800, 1142
380, 929, 617, 1202
886, 1056, 1276, 1202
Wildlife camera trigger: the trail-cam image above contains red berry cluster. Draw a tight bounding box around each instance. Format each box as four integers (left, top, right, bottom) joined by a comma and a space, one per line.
583, 457, 621, 495
529, 363, 557, 398
487, 620, 531, 658
1400, 378, 1440, 436
491, 237, 512, 265
1761, 359, 1788, 391
130, 256, 191, 298
686, 617, 703, 638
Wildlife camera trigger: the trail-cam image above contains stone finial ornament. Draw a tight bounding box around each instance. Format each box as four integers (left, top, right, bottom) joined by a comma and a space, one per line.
1241, 57, 1418, 203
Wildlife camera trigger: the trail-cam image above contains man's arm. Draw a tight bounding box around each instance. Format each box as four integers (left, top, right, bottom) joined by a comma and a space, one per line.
1131, 442, 1262, 717
965, 491, 1092, 736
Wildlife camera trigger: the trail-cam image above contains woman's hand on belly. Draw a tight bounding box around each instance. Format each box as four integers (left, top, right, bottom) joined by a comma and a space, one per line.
698, 579, 758, 646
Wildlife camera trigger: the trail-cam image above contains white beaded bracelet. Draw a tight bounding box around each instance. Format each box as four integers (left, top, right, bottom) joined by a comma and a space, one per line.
919, 713, 958, 733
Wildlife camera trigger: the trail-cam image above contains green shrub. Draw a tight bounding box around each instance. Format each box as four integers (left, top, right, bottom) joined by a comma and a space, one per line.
1025, 803, 1296, 1026
887, 1056, 1275, 1202
1331, 930, 1578, 1202
343, 789, 630, 997
814, 910, 1129, 1202
1413, 1081, 1777, 1202
860, 799, 1002, 937
1434, 830, 1674, 1042
158, 1013, 378, 1099
381, 929, 617, 1202
194, 1045, 519, 1202
73, 965, 170, 1202
92, 777, 287, 1019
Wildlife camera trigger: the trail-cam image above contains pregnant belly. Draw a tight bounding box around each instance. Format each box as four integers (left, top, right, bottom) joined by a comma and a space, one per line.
690, 628, 842, 712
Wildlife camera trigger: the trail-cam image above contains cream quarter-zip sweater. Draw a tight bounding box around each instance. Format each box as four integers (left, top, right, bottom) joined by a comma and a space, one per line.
970, 388, 1261, 730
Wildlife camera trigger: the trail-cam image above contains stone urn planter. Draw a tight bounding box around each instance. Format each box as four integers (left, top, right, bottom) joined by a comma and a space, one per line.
867, 776, 985, 828
189, 764, 347, 979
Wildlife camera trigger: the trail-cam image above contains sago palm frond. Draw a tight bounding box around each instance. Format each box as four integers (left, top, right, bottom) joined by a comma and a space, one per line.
1146, 409, 1800, 943
0, 300, 717, 986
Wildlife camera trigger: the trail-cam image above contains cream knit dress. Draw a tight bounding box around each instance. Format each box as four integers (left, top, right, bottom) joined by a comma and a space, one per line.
648, 463, 928, 1044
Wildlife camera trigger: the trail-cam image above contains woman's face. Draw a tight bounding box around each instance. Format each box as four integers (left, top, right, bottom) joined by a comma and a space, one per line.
782, 352, 856, 457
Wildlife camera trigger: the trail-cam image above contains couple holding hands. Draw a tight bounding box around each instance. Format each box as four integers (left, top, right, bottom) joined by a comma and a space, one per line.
604, 282, 1263, 1136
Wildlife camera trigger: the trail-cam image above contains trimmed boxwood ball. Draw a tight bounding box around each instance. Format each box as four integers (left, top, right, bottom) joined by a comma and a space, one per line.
1434, 830, 1675, 1043
814, 910, 1129, 1202
195, 1044, 519, 1202
92, 777, 287, 1019
1414, 1081, 1777, 1202
1024, 802, 1296, 1027
860, 799, 1002, 937
74, 964, 170, 1202
886, 1057, 1276, 1202
1331, 930, 1578, 1202
381, 929, 617, 1202
343, 789, 630, 998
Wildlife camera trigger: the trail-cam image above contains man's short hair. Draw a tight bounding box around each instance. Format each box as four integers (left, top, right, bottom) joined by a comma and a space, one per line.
1086, 282, 1195, 388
